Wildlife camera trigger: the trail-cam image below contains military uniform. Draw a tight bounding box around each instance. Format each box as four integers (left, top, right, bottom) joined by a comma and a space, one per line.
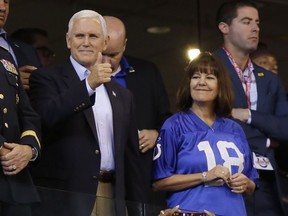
0, 46, 41, 214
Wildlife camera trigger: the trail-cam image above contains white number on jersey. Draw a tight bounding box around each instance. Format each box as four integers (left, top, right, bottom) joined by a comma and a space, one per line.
198, 141, 244, 173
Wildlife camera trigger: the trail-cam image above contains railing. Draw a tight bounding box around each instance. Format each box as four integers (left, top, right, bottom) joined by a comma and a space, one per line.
32, 186, 165, 216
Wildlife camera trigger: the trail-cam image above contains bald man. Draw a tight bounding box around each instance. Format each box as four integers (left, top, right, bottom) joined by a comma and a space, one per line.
103, 16, 172, 208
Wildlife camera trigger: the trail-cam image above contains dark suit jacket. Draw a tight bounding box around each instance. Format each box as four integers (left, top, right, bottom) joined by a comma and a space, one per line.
125, 56, 171, 131
215, 48, 288, 214
29, 59, 144, 216
123, 56, 171, 206
275, 94, 288, 172
9, 39, 42, 68
0, 47, 41, 204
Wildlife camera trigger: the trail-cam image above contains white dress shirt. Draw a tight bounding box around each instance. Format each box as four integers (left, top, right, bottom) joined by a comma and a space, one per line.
70, 56, 115, 171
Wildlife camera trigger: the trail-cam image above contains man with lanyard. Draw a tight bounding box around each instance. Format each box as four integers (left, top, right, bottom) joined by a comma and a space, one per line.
214, 0, 288, 215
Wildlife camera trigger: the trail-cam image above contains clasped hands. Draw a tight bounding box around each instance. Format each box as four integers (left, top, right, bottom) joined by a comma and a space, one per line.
204, 165, 249, 193
0, 142, 33, 176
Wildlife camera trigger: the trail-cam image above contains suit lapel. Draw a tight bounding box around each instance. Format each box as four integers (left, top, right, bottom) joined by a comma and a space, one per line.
84, 106, 98, 142
62, 60, 98, 142
215, 49, 248, 108
62, 61, 80, 88
253, 67, 267, 111
105, 82, 122, 149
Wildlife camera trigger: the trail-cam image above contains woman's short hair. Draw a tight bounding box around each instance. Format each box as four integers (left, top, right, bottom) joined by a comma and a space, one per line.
177, 52, 234, 117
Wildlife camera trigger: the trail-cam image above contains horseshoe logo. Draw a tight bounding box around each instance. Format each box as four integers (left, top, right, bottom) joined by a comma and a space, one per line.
153, 143, 162, 160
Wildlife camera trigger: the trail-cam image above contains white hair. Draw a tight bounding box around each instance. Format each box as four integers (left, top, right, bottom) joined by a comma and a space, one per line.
67, 10, 107, 38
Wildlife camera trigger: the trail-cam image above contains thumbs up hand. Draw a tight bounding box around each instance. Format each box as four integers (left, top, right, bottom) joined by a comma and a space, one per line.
87, 52, 112, 89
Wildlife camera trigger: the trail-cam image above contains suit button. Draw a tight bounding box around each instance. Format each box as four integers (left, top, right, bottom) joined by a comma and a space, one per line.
95, 150, 99, 154
3, 108, 7, 114
92, 176, 97, 180
0, 94, 4, 99
4, 122, 8, 128
16, 94, 19, 104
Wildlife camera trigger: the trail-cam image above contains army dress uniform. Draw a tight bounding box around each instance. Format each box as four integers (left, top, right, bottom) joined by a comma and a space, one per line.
0, 46, 41, 208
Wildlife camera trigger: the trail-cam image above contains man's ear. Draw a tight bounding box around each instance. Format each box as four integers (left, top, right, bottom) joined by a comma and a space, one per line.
103, 35, 110, 50
66, 33, 71, 49
218, 22, 229, 34
122, 38, 127, 52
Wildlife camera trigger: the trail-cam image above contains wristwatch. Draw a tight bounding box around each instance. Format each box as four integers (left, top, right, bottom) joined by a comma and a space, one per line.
30, 147, 38, 161
201, 172, 207, 183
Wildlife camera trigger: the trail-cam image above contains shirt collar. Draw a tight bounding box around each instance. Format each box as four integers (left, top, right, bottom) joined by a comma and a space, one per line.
120, 56, 135, 73
69, 56, 88, 81
112, 56, 135, 78
0, 29, 7, 39
0, 29, 8, 51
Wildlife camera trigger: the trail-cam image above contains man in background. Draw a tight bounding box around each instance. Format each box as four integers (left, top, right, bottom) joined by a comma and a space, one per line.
251, 41, 288, 205
250, 42, 278, 74
10, 28, 55, 67
103, 16, 172, 211
214, 1, 288, 215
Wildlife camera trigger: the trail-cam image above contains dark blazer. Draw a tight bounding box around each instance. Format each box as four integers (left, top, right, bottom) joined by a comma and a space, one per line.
29, 59, 144, 216
125, 56, 171, 131
124, 56, 171, 206
0, 47, 41, 204
275, 94, 288, 173
214, 48, 288, 215
9, 39, 42, 68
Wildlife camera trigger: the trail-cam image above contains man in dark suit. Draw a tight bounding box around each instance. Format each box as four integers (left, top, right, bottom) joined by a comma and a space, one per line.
9, 40, 41, 69
10, 28, 55, 67
103, 16, 172, 210
214, 1, 288, 215
9, 40, 42, 91
29, 10, 144, 216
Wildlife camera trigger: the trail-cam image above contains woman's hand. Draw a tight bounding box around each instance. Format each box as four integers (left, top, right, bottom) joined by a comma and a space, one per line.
204, 209, 216, 216
158, 205, 180, 216
205, 165, 230, 185
228, 173, 256, 195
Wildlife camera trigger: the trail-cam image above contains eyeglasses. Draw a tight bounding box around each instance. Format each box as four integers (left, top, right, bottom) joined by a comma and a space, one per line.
36, 46, 55, 58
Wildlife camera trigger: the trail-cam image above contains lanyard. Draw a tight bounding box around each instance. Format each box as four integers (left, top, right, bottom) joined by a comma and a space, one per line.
222, 47, 253, 108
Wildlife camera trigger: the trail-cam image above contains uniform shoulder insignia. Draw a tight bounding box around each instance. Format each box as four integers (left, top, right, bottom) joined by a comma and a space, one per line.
0, 59, 18, 75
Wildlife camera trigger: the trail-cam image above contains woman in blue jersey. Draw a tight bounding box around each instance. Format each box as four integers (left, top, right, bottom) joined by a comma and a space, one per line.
152, 52, 258, 216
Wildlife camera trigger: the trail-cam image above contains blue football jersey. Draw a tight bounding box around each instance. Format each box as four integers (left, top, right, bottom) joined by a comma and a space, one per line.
152, 110, 258, 216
